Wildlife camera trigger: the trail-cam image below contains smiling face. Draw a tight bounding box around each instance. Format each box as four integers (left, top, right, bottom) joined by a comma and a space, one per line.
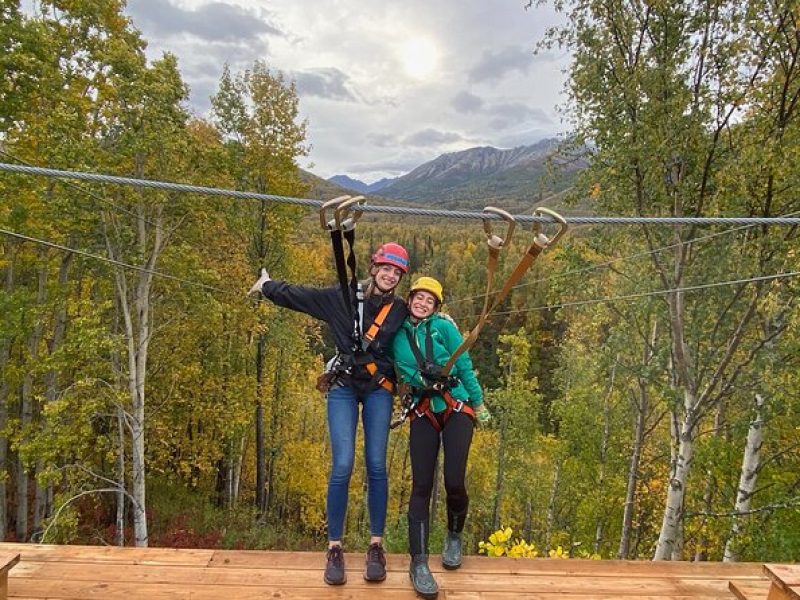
408, 290, 438, 321
371, 264, 404, 293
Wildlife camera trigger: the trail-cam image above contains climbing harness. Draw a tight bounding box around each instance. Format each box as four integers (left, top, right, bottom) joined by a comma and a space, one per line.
391, 320, 476, 432
391, 206, 568, 429
317, 196, 395, 393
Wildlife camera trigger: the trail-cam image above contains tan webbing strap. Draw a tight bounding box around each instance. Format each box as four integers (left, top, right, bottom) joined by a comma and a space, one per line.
442, 207, 567, 375
479, 207, 515, 317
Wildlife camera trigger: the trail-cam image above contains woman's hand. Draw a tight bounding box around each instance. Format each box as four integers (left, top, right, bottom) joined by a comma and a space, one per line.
248, 268, 271, 296
474, 403, 492, 426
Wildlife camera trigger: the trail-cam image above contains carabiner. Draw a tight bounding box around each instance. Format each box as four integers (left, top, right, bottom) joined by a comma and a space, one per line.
334, 195, 365, 231
532, 207, 568, 249
482, 206, 516, 250
319, 195, 351, 230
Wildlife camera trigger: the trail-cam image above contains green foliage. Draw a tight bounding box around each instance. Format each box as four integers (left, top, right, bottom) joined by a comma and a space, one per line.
1, 0, 798, 564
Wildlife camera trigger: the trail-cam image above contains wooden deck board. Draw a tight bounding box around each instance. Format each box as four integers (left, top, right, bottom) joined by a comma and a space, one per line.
0, 542, 778, 599
729, 579, 773, 600
764, 564, 800, 600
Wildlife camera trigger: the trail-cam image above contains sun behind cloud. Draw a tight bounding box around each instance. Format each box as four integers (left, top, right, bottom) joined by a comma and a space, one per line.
399, 36, 439, 79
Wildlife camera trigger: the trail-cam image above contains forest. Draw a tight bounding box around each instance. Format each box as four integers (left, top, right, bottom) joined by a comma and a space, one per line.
0, 0, 798, 562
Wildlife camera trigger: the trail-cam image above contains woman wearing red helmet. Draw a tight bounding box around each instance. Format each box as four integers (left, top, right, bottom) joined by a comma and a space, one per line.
249, 242, 409, 586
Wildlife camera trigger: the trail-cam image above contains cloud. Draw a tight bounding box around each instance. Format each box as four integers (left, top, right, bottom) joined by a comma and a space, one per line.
402, 128, 463, 146
291, 68, 358, 101
126, 0, 282, 43
495, 128, 556, 148
468, 45, 534, 83
366, 133, 398, 147
451, 91, 484, 114
487, 102, 552, 130
348, 157, 426, 176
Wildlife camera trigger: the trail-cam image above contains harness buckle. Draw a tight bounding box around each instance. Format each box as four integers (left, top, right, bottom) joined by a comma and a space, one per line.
453, 400, 465, 413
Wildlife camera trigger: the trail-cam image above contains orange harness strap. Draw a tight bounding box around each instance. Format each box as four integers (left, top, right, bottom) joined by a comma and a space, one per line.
410, 391, 476, 433
364, 302, 391, 343
364, 302, 395, 393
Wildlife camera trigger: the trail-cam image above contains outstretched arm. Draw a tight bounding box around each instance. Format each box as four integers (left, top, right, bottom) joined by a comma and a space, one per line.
248, 268, 271, 296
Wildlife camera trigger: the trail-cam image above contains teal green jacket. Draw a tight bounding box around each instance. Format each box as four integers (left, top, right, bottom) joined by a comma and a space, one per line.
389, 313, 484, 413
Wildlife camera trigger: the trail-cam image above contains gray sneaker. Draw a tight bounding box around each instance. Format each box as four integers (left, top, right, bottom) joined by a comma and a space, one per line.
324, 546, 346, 585
442, 531, 463, 569
409, 555, 439, 599
364, 542, 386, 582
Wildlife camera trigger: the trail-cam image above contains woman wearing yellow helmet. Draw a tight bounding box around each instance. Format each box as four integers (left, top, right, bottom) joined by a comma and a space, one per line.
390, 276, 490, 599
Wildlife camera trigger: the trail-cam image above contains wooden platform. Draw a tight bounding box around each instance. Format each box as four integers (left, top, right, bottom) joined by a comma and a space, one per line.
0, 542, 776, 599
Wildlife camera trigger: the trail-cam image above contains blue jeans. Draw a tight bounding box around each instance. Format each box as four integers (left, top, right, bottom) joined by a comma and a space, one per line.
326, 384, 393, 541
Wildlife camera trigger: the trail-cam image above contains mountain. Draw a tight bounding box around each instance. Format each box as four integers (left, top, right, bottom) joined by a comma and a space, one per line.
315, 139, 588, 213
298, 169, 417, 208
328, 175, 370, 194
328, 175, 398, 194
365, 177, 396, 193
374, 138, 585, 212
299, 170, 359, 200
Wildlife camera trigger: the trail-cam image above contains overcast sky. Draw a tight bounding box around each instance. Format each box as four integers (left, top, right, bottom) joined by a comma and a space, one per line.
124, 0, 570, 182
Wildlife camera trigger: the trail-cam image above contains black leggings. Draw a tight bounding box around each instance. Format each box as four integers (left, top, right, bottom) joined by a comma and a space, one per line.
408, 411, 474, 528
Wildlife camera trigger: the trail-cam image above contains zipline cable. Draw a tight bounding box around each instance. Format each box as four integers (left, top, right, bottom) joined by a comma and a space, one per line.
0, 151, 165, 230
0, 227, 229, 294
3, 162, 800, 226
4, 226, 797, 319
475, 271, 800, 316
446, 209, 800, 306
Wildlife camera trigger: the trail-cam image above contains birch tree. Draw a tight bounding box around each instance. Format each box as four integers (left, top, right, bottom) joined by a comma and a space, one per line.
542, 0, 800, 559
722, 393, 766, 562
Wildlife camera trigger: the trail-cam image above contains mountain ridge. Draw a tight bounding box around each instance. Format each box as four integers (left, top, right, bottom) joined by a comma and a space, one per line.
324, 138, 586, 212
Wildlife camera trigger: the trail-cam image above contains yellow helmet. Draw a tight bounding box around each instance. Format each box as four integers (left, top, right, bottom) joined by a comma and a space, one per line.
410, 276, 444, 303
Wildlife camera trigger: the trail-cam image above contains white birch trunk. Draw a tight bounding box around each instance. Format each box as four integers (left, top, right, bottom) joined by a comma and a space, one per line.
723, 393, 765, 562
35, 252, 73, 533
233, 436, 245, 506
545, 461, 561, 552
104, 194, 164, 547
653, 397, 696, 560
115, 406, 126, 546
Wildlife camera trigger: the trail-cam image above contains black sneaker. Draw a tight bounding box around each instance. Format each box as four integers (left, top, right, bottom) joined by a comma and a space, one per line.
324, 546, 346, 585
364, 542, 387, 582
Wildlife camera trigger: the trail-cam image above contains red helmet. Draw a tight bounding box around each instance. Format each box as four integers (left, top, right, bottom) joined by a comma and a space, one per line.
371, 242, 409, 273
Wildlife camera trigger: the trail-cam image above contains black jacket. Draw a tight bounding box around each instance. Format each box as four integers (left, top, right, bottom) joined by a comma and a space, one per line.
261, 280, 408, 393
